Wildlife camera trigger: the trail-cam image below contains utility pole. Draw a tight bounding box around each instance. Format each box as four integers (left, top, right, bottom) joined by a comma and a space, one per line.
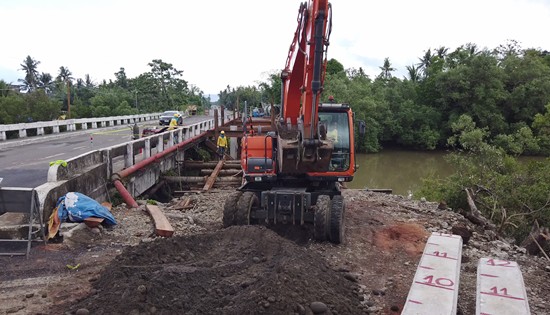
134, 89, 138, 111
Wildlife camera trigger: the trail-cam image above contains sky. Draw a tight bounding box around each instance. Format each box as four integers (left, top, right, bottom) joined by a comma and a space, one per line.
1, 0, 550, 97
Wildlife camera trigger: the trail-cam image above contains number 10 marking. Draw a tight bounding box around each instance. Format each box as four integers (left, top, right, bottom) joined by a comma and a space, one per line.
414, 275, 455, 291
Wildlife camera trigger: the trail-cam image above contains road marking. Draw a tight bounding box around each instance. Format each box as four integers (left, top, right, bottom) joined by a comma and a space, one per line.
476, 257, 530, 315
92, 129, 131, 135
402, 232, 462, 315
71, 146, 86, 151
42, 153, 64, 160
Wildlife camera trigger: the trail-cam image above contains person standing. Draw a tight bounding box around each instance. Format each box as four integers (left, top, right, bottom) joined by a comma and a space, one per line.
217, 131, 228, 159
169, 113, 180, 130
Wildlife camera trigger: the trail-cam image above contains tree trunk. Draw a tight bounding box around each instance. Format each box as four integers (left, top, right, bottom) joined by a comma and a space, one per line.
460, 188, 495, 230
521, 222, 550, 257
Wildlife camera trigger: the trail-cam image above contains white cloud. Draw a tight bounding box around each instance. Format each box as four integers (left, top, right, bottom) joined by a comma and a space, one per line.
1, 0, 549, 93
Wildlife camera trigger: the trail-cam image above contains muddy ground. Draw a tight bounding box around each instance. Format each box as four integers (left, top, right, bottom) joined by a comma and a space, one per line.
1, 189, 549, 314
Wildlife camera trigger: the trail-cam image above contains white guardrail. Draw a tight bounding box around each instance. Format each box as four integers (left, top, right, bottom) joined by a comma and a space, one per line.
0, 113, 163, 141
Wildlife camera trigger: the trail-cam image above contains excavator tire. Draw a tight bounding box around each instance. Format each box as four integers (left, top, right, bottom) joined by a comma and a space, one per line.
314, 195, 331, 241
223, 191, 243, 227
329, 195, 345, 244
235, 192, 258, 225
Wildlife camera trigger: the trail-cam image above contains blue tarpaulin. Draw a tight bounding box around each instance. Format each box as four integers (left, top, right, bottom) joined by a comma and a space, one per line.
56, 192, 117, 225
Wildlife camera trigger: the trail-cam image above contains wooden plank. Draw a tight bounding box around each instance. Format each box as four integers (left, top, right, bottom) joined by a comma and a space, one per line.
203, 160, 225, 191
174, 197, 192, 210
476, 258, 530, 315
402, 232, 463, 315
145, 204, 174, 237
83, 217, 104, 228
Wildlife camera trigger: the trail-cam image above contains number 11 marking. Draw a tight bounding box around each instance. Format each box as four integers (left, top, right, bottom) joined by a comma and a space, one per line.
480, 286, 525, 301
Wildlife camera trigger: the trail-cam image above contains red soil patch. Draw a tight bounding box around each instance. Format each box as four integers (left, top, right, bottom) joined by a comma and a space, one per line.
373, 223, 429, 256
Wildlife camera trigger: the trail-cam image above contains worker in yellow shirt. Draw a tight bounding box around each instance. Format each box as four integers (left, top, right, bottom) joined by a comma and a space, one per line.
217, 131, 228, 159
169, 113, 180, 130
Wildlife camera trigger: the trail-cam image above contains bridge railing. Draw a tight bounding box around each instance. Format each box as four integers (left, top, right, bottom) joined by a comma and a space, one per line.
38, 112, 234, 222
0, 113, 162, 141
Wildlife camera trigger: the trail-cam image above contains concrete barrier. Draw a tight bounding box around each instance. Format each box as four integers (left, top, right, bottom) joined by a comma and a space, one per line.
476, 257, 530, 315
0, 113, 162, 142
402, 232, 463, 315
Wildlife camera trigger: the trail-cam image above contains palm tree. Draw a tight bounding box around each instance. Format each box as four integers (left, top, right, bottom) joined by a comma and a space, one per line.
378, 57, 396, 81
405, 65, 421, 82
465, 43, 480, 58
84, 74, 95, 88
57, 66, 74, 118
19, 56, 40, 92
57, 66, 73, 83
38, 72, 54, 94
417, 49, 435, 78
436, 46, 449, 58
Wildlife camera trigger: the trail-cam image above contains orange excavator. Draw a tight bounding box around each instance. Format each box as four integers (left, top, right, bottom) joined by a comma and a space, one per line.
223, 0, 360, 243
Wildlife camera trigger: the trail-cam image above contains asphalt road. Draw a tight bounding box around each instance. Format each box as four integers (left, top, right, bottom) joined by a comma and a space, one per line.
0, 115, 212, 188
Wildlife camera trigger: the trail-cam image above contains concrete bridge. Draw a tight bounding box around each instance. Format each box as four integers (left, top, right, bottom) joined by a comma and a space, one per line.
0, 109, 248, 225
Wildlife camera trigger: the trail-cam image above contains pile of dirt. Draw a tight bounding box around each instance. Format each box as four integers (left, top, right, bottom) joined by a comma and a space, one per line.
2, 189, 548, 315
69, 225, 364, 315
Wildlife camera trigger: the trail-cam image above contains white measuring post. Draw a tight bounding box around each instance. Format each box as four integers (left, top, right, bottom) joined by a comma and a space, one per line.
402, 232, 463, 315
476, 257, 530, 315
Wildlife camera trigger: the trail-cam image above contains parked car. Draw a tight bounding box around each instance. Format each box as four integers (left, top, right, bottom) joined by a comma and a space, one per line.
159, 111, 183, 125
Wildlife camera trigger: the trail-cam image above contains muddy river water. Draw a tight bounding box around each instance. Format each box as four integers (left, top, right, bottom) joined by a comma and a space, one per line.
349, 149, 452, 196
348, 149, 545, 197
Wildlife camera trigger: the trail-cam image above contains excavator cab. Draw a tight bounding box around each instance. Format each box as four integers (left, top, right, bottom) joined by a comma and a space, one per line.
319, 106, 352, 173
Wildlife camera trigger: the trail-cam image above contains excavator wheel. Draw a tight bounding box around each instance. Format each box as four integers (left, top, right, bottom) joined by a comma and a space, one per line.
235, 192, 259, 225
223, 191, 243, 227
329, 195, 345, 244
314, 195, 331, 241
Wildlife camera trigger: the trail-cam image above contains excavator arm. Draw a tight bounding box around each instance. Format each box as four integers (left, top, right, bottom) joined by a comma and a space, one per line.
282, 0, 332, 141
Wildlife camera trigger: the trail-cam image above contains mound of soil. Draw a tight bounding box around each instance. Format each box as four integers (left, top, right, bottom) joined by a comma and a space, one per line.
70, 226, 363, 315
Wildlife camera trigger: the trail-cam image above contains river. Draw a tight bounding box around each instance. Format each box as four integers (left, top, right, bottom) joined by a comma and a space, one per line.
348, 149, 453, 197
348, 149, 547, 197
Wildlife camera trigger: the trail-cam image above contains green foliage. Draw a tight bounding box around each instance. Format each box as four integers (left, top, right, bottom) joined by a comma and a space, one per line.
147, 199, 158, 205
532, 103, 550, 154
258, 72, 282, 106
318, 42, 550, 155
326, 58, 345, 75
419, 118, 550, 241
0, 94, 26, 124
25, 90, 63, 121
1, 56, 209, 123
0, 89, 62, 124
218, 85, 262, 111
